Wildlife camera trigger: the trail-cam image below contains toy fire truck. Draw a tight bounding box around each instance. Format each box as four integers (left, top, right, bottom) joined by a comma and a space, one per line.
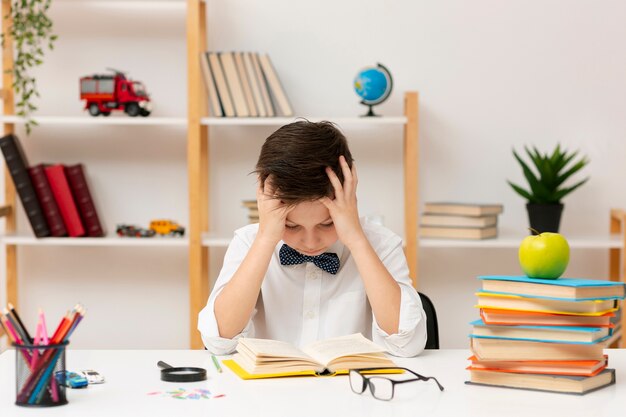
80, 69, 152, 117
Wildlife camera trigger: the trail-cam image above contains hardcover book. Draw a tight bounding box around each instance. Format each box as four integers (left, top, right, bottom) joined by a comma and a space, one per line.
466, 368, 615, 395
423, 202, 503, 217
200, 52, 224, 117
220, 51, 249, 117
470, 337, 605, 361
467, 355, 608, 377
208, 52, 235, 117
258, 54, 293, 116
225, 333, 396, 379
470, 319, 610, 344
64, 164, 104, 237
251, 52, 274, 116
420, 214, 498, 228
476, 292, 618, 315
44, 164, 85, 237
420, 225, 497, 240
0, 134, 50, 237
28, 164, 67, 237
479, 275, 626, 300
479, 308, 615, 328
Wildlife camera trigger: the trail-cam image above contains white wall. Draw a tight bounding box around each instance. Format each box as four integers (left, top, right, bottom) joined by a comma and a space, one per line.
2, 0, 626, 349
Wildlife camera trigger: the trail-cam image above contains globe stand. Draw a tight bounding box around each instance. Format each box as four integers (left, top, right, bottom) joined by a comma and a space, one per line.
360, 104, 381, 117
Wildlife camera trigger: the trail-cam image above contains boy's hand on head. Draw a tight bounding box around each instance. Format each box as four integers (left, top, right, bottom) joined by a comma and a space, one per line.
256, 176, 294, 246
320, 156, 367, 250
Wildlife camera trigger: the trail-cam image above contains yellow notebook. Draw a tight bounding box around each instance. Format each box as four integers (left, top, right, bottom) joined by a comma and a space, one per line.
223, 359, 403, 380
225, 333, 398, 380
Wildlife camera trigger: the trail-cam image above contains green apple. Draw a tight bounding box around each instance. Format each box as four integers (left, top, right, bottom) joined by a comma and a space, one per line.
518, 232, 570, 279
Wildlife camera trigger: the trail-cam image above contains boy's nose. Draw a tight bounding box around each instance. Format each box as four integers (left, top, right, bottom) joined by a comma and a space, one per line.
301, 231, 320, 248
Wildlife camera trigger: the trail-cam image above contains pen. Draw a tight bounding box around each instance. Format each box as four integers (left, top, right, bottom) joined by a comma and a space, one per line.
211, 354, 223, 373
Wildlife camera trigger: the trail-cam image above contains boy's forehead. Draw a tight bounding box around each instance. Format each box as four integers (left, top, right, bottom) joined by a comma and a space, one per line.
286, 201, 330, 224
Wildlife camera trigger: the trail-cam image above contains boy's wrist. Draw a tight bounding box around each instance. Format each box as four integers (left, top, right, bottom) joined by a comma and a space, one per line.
342, 231, 369, 252
255, 231, 281, 249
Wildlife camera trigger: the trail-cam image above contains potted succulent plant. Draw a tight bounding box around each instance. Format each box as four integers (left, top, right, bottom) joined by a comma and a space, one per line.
507, 144, 589, 233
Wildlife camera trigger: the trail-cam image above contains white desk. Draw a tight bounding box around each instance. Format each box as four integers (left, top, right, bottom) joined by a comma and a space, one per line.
0, 349, 624, 417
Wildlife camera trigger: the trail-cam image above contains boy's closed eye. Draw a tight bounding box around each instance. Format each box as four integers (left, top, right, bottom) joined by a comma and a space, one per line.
285, 221, 334, 230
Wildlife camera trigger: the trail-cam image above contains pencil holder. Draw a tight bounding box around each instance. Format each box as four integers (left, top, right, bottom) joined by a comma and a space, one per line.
14, 342, 69, 407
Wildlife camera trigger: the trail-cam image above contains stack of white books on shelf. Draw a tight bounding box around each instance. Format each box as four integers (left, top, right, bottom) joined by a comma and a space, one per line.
419, 202, 503, 240
242, 200, 259, 224
200, 51, 293, 118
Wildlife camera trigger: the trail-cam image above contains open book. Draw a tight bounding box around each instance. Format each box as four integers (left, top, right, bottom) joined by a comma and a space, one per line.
224, 333, 397, 379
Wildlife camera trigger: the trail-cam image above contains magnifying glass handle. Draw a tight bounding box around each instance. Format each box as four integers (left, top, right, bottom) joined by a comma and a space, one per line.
157, 361, 173, 369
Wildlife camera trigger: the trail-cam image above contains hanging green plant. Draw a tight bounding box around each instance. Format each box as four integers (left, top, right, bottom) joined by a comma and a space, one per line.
2, 0, 57, 134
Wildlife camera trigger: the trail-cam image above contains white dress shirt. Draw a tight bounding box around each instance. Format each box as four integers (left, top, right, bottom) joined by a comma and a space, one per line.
198, 220, 427, 357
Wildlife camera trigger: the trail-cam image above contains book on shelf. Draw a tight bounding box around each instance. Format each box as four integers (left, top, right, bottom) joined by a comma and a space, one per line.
419, 225, 497, 240
470, 337, 605, 361
258, 53, 293, 116
220, 51, 250, 117
251, 52, 275, 116
467, 355, 608, 377
207, 52, 235, 117
466, 368, 615, 395
420, 213, 497, 228
28, 164, 68, 237
242, 52, 267, 117
44, 164, 85, 237
65, 164, 104, 237
423, 202, 504, 217
200, 52, 224, 117
234, 52, 258, 117
0, 134, 50, 238
470, 319, 611, 344
479, 275, 626, 300
476, 292, 618, 315
479, 308, 615, 327
223, 333, 396, 380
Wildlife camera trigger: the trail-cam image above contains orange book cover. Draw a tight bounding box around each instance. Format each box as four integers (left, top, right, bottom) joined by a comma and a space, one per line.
467, 355, 608, 377
480, 308, 615, 327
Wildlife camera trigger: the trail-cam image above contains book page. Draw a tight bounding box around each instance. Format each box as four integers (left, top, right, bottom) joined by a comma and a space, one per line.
239, 338, 315, 361
302, 333, 385, 366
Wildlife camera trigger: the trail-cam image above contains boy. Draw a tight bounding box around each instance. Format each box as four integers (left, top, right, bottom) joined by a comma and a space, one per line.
198, 121, 427, 357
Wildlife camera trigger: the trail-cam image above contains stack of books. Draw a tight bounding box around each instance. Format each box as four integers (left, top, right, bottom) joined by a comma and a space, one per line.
467, 275, 625, 394
201, 52, 293, 118
419, 202, 503, 240
0, 134, 104, 238
242, 200, 259, 224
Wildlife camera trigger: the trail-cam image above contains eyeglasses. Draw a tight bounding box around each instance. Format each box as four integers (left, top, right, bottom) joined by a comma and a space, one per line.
349, 367, 444, 401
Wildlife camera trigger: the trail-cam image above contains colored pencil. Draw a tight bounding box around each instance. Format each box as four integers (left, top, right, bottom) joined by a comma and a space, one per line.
211, 354, 223, 373
8, 303, 33, 343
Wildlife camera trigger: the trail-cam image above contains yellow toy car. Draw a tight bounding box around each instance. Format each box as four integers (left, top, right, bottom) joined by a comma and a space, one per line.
149, 220, 185, 237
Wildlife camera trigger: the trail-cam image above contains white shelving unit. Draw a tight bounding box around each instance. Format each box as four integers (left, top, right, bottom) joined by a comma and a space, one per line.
0, 234, 188, 247
200, 116, 408, 126
0, 115, 186, 126
419, 232, 624, 249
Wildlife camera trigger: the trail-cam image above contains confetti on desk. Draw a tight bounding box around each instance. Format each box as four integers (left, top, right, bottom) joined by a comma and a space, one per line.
147, 388, 225, 400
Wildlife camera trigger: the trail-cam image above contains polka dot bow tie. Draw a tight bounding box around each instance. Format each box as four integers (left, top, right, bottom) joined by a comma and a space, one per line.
279, 244, 340, 275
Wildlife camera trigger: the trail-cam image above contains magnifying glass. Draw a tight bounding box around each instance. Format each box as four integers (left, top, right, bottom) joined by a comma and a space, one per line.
157, 361, 207, 383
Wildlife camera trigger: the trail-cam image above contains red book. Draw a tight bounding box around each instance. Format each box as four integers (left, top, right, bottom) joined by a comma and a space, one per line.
64, 164, 104, 237
28, 164, 68, 237
44, 164, 85, 237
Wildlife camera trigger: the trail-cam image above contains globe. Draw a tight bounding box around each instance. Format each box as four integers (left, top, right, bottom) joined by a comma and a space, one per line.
353, 63, 393, 117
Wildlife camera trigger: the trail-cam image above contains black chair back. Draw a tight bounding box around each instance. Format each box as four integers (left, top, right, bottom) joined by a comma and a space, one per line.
418, 292, 440, 349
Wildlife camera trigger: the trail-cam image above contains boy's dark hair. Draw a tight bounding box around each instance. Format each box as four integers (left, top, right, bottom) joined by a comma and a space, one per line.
255, 120, 353, 204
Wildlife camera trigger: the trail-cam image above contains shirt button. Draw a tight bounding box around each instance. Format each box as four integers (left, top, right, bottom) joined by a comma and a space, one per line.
305, 311, 315, 319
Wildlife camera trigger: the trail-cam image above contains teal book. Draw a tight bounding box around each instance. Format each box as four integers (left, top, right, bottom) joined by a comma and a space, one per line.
470, 319, 611, 344
479, 275, 625, 301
